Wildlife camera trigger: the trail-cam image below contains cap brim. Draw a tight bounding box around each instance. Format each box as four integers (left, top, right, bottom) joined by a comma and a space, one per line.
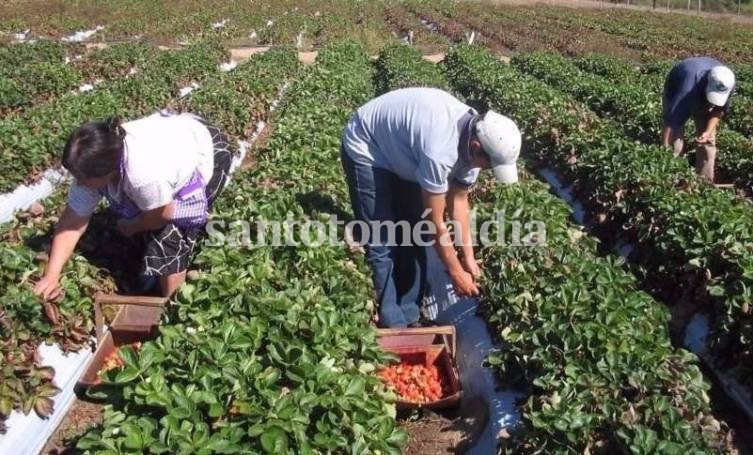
492, 163, 518, 184
706, 89, 730, 107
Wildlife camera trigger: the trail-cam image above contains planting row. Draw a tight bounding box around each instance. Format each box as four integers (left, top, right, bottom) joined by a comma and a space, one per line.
382, 3, 450, 53
374, 43, 449, 95
375, 42, 729, 453
0, 47, 298, 435
0, 39, 226, 193
0, 40, 77, 70
74, 41, 406, 453
580, 52, 753, 136
578, 54, 753, 141
0, 1, 397, 52
249, 1, 393, 53
445, 44, 753, 399
512, 52, 753, 193
406, 0, 753, 64
521, 4, 753, 63
1, 41, 161, 116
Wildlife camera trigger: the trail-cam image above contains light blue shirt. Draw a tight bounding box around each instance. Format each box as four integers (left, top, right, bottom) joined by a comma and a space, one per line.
342, 87, 480, 194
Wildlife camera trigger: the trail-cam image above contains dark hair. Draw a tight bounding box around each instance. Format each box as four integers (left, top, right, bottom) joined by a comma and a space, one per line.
62, 117, 125, 180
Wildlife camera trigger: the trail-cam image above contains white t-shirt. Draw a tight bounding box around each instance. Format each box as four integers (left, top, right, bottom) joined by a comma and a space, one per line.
342, 87, 480, 194
67, 112, 214, 217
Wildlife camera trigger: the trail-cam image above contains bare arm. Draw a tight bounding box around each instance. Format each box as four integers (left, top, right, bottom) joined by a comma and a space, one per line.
34, 206, 89, 300
423, 190, 479, 297
446, 184, 479, 277
118, 202, 175, 236
697, 114, 721, 143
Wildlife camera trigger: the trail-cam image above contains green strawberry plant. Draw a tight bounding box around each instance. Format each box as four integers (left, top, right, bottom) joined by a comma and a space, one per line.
180, 47, 300, 138
0, 39, 227, 193
0, 41, 74, 72
444, 44, 753, 406
75, 41, 406, 453
375, 43, 449, 95
0, 39, 237, 433
376, 42, 726, 453
518, 51, 753, 192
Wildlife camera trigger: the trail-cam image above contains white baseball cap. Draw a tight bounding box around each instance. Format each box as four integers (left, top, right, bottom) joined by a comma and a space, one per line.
475, 111, 521, 184
706, 66, 735, 107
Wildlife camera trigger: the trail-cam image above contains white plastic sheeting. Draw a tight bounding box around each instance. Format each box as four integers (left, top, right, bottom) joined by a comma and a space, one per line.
64, 54, 84, 64
62, 26, 104, 43
420, 19, 438, 33
684, 314, 753, 425
13, 29, 31, 42
211, 19, 229, 30
228, 81, 290, 176
178, 82, 200, 97
535, 168, 753, 427
537, 167, 586, 224
0, 343, 92, 455
0, 77, 291, 452
219, 60, 238, 72
423, 247, 523, 453
684, 313, 710, 355
0, 168, 67, 224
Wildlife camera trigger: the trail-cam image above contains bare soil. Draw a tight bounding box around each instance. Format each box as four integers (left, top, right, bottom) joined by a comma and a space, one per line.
402, 413, 464, 454
298, 51, 318, 65
41, 399, 104, 454
400, 397, 490, 454
242, 122, 273, 170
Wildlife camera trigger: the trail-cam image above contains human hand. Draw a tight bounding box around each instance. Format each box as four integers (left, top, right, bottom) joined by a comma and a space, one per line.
695, 131, 713, 144
33, 273, 62, 302
461, 255, 482, 280
450, 268, 480, 297
33, 274, 62, 324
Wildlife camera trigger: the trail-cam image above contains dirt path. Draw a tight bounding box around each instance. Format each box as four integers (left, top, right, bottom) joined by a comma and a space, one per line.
400, 397, 490, 454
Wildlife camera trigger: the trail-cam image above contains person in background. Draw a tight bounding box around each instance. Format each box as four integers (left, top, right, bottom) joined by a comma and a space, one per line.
33, 111, 234, 302
341, 87, 521, 328
661, 56, 736, 182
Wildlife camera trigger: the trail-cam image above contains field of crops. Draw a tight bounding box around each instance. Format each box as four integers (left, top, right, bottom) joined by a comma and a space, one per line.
2, 0, 753, 453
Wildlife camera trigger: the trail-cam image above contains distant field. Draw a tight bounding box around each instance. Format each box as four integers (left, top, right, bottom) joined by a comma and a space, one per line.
2, 0, 753, 62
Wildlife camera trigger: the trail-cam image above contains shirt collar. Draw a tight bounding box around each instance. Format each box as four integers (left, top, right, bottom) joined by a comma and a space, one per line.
457, 109, 479, 164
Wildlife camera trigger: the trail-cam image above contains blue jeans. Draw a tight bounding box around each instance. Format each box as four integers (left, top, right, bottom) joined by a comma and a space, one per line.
341, 149, 427, 327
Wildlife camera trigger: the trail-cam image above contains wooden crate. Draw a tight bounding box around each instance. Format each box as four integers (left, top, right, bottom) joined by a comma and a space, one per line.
75, 293, 168, 397
376, 326, 462, 410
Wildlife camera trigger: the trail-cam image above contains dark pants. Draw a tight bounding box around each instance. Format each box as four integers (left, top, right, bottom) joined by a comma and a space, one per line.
341, 148, 427, 328
142, 120, 234, 277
